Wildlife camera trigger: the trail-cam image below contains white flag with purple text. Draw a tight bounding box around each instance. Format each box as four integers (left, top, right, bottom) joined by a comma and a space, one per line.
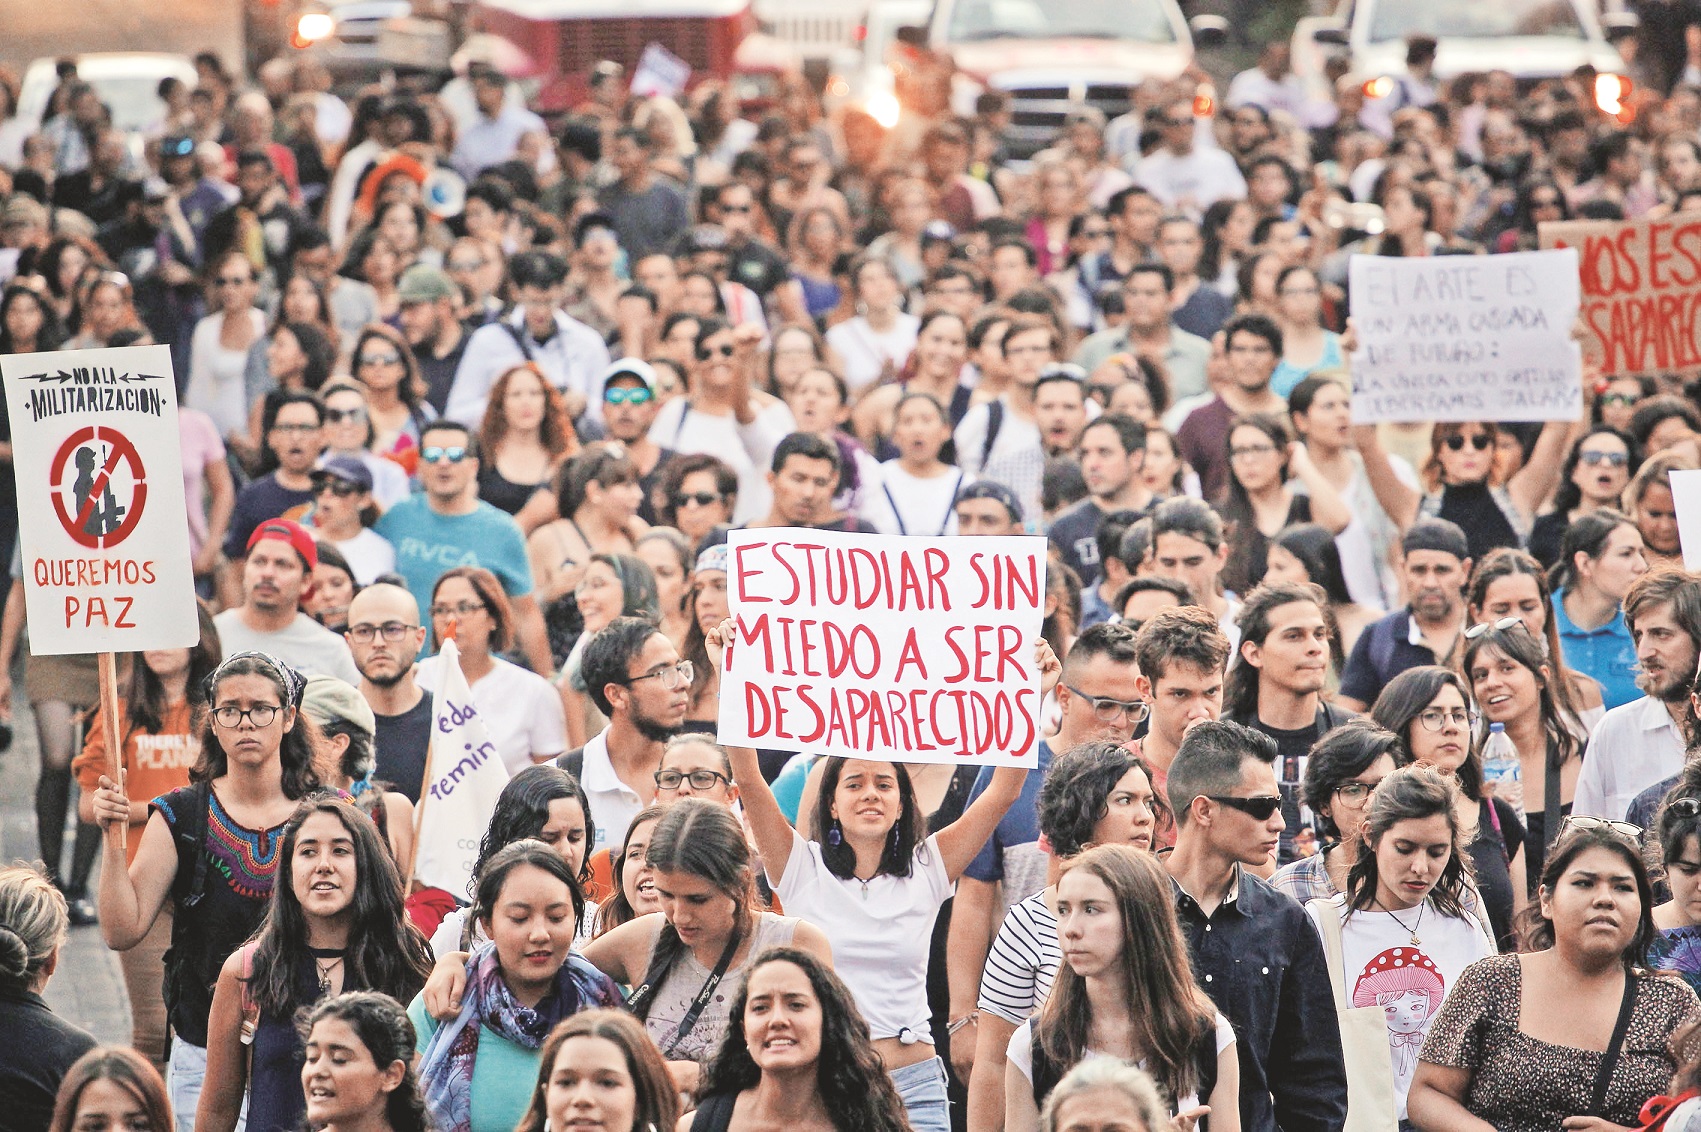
414, 637, 510, 896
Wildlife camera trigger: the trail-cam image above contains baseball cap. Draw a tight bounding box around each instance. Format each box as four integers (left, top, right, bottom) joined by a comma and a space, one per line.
396, 264, 458, 305
300, 674, 377, 737
599, 357, 658, 393
247, 518, 319, 571
956, 480, 1024, 524
315, 455, 374, 493
1402, 518, 1470, 562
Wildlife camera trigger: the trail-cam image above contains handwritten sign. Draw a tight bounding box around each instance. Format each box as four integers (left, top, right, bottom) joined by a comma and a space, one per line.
1540, 216, 1701, 378
630, 42, 691, 100
718, 529, 1047, 767
414, 637, 511, 896
1347, 250, 1582, 424
1, 344, 197, 654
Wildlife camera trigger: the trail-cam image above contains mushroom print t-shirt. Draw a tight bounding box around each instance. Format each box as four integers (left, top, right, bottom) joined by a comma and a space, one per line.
1307, 895, 1495, 1119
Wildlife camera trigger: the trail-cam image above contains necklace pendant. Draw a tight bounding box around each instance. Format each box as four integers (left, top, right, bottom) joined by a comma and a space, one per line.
319, 977, 331, 995
1410, 934, 1421, 946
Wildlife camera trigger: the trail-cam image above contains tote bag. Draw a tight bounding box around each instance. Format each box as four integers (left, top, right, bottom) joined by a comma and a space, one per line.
1309, 898, 1400, 1132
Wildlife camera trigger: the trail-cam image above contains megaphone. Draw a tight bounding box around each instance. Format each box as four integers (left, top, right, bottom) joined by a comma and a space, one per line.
423, 166, 467, 219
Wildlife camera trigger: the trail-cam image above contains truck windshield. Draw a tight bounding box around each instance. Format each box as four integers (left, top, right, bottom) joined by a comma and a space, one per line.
1366, 0, 1585, 41
946, 0, 1178, 43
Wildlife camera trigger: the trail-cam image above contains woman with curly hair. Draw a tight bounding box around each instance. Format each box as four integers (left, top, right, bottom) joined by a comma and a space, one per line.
301, 991, 432, 1132
518, 1009, 678, 1132
476, 362, 578, 530
690, 948, 911, 1132
198, 796, 434, 1132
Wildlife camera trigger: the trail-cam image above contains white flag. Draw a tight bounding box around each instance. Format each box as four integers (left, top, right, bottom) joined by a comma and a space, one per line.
413, 637, 510, 896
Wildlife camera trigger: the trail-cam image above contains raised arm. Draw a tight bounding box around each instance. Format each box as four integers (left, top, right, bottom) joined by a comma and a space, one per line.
1505, 418, 1575, 523
1288, 441, 1352, 534
1351, 423, 1421, 532
935, 640, 1059, 881
708, 617, 802, 883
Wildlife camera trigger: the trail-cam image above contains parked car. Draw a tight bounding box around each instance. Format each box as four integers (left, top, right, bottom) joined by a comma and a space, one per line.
289, 0, 455, 84
15, 52, 196, 135
1298, 0, 1633, 116
915, 0, 1223, 159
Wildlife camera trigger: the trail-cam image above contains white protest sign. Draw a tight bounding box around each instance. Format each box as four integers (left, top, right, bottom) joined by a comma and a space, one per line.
718, 529, 1047, 767
629, 43, 691, 100
1347, 249, 1583, 424
414, 637, 511, 896
1, 344, 197, 654
1668, 468, 1701, 572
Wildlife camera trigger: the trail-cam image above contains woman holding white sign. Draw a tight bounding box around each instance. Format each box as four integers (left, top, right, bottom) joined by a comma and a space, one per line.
88, 651, 325, 1132
706, 617, 1060, 1132
1355, 417, 1573, 562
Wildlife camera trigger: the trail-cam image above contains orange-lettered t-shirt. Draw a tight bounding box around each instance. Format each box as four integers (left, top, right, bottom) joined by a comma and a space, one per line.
73, 698, 199, 864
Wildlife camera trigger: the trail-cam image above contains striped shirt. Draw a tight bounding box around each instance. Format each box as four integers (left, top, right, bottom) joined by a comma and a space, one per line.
977, 890, 1062, 1026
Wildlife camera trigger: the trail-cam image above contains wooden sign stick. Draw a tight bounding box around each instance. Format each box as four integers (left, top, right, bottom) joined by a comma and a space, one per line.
97, 651, 125, 853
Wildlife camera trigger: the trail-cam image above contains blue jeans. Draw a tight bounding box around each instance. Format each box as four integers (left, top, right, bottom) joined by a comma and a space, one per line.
890, 1055, 950, 1132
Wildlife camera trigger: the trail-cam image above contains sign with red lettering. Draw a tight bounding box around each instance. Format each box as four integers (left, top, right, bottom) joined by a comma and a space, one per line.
1539, 217, 1701, 378
2, 345, 197, 654
717, 529, 1047, 767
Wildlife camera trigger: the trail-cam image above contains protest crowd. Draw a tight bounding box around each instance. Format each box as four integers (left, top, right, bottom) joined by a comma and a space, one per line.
19, 21, 1701, 1132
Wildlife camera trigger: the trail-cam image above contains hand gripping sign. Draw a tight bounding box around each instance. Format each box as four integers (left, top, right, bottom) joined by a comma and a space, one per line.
1, 345, 197, 654
716, 529, 1048, 768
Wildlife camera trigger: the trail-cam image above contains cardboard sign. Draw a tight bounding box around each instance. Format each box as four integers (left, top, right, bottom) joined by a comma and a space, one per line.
2, 345, 197, 654
413, 637, 511, 896
717, 529, 1047, 767
1347, 250, 1583, 424
1540, 216, 1701, 378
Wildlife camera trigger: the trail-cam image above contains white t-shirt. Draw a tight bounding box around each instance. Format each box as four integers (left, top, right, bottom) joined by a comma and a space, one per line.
1305, 895, 1495, 1120
415, 654, 567, 775
328, 527, 396, 586
1132, 147, 1248, 216
1007, 1013, 1236, 1113
771, 828, 950, 1042
861, 462, 966, 537
826, 313, 922, 393
647, 397, 797, 526
213, 609, 361, 686
576, 729, 651, 856
977, 889, 1061, 1026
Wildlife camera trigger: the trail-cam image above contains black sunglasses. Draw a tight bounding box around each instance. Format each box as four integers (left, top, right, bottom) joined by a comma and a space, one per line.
312, 477, 363, 497
672, 491, 723, 508
1444, 432, 1493, 451
696, 342, 736, 361
1205, 794, 1283, 820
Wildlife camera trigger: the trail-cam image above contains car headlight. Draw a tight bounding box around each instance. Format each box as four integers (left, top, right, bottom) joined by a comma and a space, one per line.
1595, 72, 1631, 116
292, 12, 336, 48
1362, 75, 1394, 100
867, 90, 901, 129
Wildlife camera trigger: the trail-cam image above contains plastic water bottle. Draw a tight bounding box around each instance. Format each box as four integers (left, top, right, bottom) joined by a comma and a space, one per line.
1481, 722, 1523, 815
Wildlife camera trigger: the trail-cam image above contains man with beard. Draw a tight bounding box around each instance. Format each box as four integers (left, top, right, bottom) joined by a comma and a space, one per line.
1580, 568, 1701, 822
1338, 520, 1472, 711
559, 616, 691, 853
345, 583, 432, 803
222, 391, 324, 566
213, 518, 360, 684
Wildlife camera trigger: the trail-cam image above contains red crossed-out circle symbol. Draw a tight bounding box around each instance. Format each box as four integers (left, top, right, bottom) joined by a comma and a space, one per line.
48, 425, 148, 549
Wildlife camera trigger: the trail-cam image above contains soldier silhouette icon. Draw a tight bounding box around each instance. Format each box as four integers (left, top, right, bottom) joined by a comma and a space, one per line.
72, 444, 126, 538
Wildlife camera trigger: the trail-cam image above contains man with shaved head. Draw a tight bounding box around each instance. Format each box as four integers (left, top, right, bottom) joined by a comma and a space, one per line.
345, 581, 431, 802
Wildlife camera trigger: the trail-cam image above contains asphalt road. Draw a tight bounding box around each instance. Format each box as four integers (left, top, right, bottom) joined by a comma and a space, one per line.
1, 680, 131, 1046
